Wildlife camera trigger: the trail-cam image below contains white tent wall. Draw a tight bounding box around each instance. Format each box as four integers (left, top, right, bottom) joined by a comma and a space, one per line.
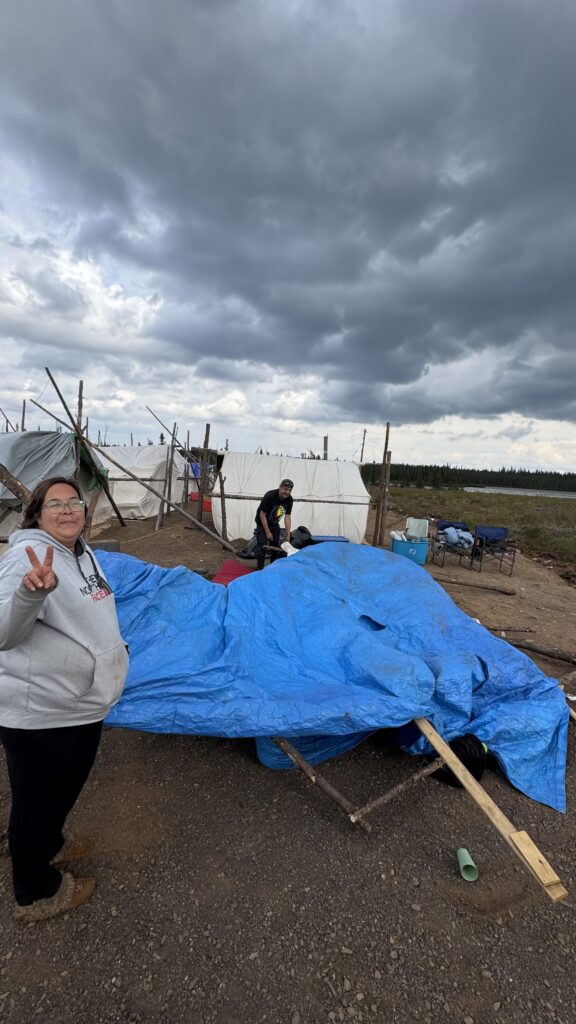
91, 446, 186, 523
212, 453, 370, 543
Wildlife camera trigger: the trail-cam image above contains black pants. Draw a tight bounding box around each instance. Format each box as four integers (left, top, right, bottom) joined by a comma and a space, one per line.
255, 523, 282, 570
0, 721, 102, 905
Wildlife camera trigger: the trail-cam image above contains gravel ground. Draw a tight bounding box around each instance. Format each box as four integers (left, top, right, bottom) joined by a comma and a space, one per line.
1, 507, 575, 1024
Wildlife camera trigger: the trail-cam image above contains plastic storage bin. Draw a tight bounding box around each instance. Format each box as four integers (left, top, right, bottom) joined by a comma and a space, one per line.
391, 538, 428, 565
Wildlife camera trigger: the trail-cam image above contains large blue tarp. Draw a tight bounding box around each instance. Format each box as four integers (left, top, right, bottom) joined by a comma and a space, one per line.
99, 544, 568, 811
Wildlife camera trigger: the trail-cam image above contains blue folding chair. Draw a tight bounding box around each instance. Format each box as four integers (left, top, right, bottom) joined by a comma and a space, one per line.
471, 525, 517, 576
430, 520, 474, 568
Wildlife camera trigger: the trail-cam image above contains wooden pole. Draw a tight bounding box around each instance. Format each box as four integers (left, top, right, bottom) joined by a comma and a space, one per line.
75, 380, 84, 478
359, 428, 366, 464
372, 422, 390, 546
197, 423, 210, 523
323, 435, 328, 460
21, 399, 26, 432
272, 738, 371, 834
430, 575, 516, 596
0, 464, 32, 504
415, 718, 567, 902
350, 758, 445, 824
85, 440, 237, 551
508, 640, 576, 665
165, 422, 177, 517
83, 489, 101, 540
0, 407, 17, 432
181, 430, 190, 508
196, 493, 369, 507
377, 450, 392, 547
218, 471, 228, 542
42, 369, 126, 527
30, 398, 72, 433
155, 442, 171, 531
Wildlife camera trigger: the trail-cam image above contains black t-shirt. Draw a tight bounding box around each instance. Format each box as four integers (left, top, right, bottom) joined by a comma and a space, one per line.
255, 489, 294, 529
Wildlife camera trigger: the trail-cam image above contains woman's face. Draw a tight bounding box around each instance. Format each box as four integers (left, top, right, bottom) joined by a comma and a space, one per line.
37, 482, 86, 550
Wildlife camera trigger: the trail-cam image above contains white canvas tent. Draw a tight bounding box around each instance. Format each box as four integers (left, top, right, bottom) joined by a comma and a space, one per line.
90, 445, 186, 523
211, 452, 371, 543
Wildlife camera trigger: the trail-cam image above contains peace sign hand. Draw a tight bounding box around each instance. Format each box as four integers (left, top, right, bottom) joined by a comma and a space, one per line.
24, 545, 57, 592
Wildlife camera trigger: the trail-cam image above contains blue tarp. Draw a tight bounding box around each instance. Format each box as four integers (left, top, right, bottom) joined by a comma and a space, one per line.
99, 543, 568, 811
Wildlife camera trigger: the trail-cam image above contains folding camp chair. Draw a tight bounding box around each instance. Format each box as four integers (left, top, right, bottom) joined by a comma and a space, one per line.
430, 520, 474, 568
405, 517, 429, 540
470, 525, 517, 576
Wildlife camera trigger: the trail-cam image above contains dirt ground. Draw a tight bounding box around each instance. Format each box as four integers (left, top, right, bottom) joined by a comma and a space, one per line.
1, 503, 575, 1024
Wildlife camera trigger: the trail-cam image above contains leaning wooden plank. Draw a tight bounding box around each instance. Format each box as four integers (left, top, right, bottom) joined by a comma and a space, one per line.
508, 831, 561, 887
415, 717, 567, 902
272, 737, 371, 834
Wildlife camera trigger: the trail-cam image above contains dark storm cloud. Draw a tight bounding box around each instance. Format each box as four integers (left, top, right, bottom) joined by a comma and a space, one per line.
1, 0, 576, 427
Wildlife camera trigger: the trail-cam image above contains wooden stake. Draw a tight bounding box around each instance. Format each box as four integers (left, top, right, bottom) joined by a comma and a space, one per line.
372, 422, 390, 546
75, 380, 83, 478
155, 440, 172, 531
166, 422, 177, 517
182, 430, 190, 509
377, 450, 391, 548
271, 738, 371, 834
350, 758, 445, 824
197, 423, 210, 523
218, 471, 228, 542
415, 718, 567, 902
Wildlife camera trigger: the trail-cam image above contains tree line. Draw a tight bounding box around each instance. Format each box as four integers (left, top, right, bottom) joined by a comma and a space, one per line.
360, 462, 576, 492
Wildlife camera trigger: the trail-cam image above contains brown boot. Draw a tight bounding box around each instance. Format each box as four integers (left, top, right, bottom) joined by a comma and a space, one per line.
14, 873, 95, 922
51, 835, 94, 867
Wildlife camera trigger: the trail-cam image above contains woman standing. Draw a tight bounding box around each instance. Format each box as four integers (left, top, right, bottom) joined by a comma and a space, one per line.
0, 477, 129, 921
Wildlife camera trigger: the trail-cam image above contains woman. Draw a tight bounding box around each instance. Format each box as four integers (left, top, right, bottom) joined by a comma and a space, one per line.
0, 477, 129, 921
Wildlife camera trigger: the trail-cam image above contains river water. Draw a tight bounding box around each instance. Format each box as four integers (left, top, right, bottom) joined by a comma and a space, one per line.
464, 486, 576, 500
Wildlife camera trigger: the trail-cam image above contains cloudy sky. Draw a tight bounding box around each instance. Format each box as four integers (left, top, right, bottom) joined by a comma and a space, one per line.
1, 0, 575, 470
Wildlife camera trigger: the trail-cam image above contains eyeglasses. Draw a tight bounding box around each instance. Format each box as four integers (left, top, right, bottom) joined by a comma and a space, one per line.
42, 499, 86, 512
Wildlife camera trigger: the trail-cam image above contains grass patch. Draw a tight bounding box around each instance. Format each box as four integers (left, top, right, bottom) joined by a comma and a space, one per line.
369, 487, 576, 564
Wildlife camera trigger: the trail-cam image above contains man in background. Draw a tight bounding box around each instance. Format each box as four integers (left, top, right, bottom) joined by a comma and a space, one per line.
254, 479, 294, 570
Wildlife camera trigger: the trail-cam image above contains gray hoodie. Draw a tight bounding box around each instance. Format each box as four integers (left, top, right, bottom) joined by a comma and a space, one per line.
0, 529, 129, 728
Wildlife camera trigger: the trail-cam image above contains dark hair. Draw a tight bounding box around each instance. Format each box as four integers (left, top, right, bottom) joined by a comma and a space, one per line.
22, 477, 84, 529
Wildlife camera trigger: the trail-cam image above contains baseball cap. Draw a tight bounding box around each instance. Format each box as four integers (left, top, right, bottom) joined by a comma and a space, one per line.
280, 478, 294, 488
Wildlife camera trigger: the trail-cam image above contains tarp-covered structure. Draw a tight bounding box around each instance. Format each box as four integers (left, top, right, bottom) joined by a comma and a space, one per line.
0, 431, 101, 505
99, 543, 568, 812
0, 431, 106, 552
211, 452, 370, 543
0, 433, 185, 536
